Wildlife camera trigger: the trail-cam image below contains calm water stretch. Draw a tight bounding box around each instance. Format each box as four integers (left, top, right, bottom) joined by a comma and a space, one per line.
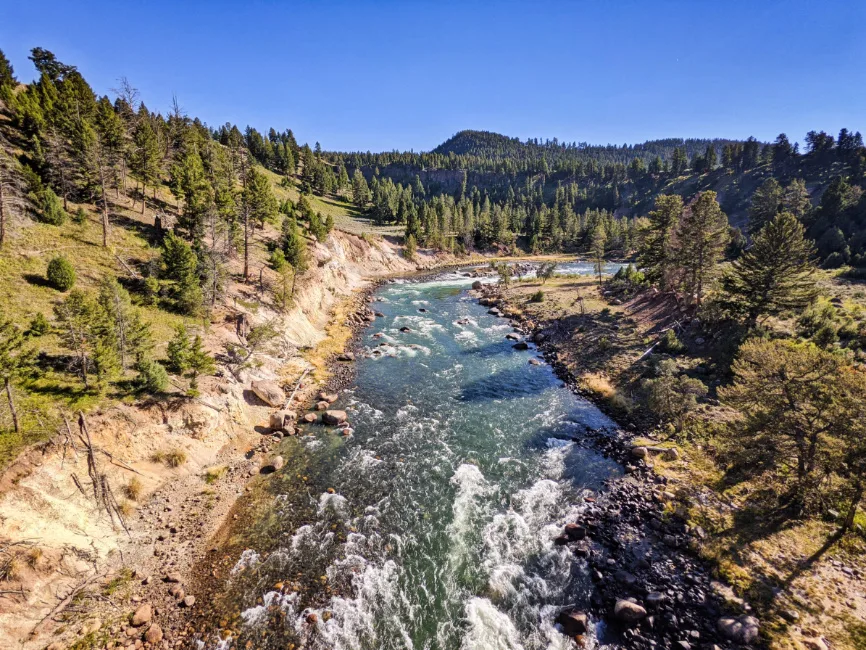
213, 266, 624, 650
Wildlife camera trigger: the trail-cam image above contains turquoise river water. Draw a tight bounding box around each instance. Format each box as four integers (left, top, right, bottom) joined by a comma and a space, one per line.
211, 268, 624, 650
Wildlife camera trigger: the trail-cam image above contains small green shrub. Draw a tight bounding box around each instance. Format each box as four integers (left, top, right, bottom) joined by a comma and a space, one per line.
659, 328, 685, 354
123, 477, 143, 501
27, 312, 50, 336
36, 188, 66, 225
143, 276, 160, 306
72, 207, 87, 224
529, 290, 544, 303
135, 359, 168, 393
46, 256, 76, 291
165, 448, 187, 467
270, 249, 287, 271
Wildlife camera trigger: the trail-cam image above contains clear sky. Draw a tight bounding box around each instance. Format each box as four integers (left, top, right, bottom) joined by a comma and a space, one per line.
2, 1, 864, 152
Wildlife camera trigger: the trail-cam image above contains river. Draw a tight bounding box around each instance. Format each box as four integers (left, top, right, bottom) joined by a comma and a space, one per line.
210, 269, 625, 650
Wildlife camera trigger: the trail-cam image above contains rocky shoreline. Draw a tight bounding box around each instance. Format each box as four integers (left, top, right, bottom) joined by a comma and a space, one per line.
474, 282, 759, 649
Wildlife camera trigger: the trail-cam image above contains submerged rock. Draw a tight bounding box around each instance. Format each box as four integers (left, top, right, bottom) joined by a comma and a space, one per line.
564, 523, 586, 540
322, 410, 348, 425
512, 341, 529, 350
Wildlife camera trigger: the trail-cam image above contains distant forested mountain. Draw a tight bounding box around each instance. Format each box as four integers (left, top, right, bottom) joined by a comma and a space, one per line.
313, 129, 865, 266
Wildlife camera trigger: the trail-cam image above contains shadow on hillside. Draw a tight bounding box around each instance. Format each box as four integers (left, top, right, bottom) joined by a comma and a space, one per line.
111, 211, 161, 244
23, 273, 55, 289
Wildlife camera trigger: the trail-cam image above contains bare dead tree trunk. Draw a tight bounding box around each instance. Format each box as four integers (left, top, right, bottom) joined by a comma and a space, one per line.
841, 479, 863, 536
98, 158, 110, 247
5, 379, 19, 434
243, 205, 250, 281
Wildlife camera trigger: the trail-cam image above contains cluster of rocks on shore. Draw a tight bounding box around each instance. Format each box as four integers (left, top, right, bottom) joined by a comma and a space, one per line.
468, 282, 761, 649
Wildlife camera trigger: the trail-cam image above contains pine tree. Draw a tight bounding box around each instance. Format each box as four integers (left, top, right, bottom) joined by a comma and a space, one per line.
96, 275, 152, 370
675, 191, 729, 306
170, 151, 213, 241
131, 111, 160, 214
241, 167, 277, 279
281, 216, 308, 297
637, 194, 682, 291
53, 290, 96, 388
160, 231, 202, 315
722, 212, 817, 325
0, 48, 16, 97
782, 178, 811, 220
0, 315, 35, 433
166, 325, 191, 374
749, 178, 783, 234
187, 335, 215, 392
93, 97, 125, 246
591, 223, 607, 287
351, 169, 370, 208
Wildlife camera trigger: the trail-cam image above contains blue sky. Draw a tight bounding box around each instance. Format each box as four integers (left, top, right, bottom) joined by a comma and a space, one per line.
2, 1, 864, 152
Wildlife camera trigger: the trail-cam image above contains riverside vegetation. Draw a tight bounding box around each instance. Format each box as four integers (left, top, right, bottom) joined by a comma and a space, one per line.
0, 45, 865, 650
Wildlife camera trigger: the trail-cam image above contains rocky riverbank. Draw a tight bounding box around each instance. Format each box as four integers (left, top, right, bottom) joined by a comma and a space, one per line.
472, 282, 759, 649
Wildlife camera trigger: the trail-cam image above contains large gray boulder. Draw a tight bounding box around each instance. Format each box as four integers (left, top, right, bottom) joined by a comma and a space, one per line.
251, 380, 286, 407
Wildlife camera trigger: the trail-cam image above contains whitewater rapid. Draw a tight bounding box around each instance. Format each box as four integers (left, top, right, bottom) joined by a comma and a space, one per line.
210, 271, 622, 650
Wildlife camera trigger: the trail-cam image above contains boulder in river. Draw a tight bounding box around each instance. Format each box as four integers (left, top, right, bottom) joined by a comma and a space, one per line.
316, 401, 330, 411
717, 615, 759, 643
337, 352, 355, 361
302, 413, 318, 423
400, 327, 412, 333
488, 308, 502, 316
471, 280, 483, 290
318, 391, 339, 403
512, 341, 529, 350
614, 599, 647, 624
564, 523, 586, 540
322, 410, 348, 425
251, 380, 286, 407
529, 358, 542, 366
505, 333, 520, 341
555, 609, 588, 636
